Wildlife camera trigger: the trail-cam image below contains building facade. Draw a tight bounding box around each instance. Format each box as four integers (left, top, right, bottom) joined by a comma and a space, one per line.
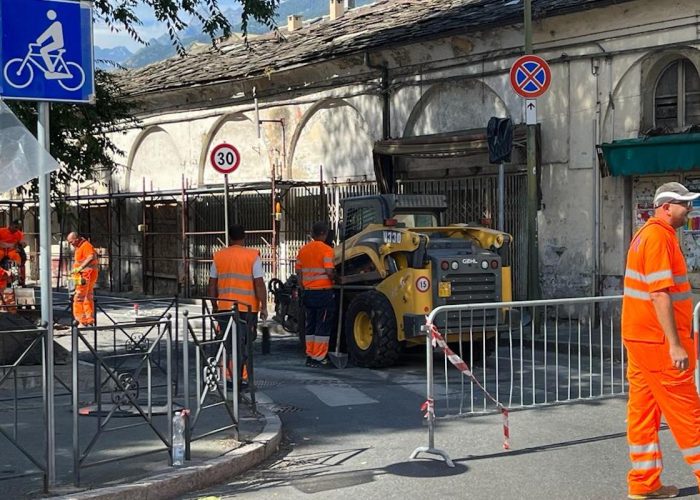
104, 0, 700, 297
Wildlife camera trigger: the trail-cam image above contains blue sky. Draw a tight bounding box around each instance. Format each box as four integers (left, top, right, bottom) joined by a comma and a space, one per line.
93, 5, 166, 50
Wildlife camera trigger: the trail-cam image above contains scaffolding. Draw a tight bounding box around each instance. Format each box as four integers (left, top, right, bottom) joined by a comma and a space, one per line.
1, 173, 527, 300
0, 177, 376, 298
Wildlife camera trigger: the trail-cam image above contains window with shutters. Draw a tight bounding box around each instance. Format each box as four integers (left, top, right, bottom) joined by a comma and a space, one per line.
654, 59, 700, 129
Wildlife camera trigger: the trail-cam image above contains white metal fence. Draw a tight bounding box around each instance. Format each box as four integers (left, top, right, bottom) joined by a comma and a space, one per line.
411, 295, 625, 466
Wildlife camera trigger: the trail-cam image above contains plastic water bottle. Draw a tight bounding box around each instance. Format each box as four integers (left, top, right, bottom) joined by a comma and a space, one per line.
133, 303, 139, 319
172, 411, 186, 466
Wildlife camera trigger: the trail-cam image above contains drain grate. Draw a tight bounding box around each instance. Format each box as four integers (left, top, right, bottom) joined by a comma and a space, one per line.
269, 403, 303, 414
300, 379, 343, 386
255, 379, 283, 389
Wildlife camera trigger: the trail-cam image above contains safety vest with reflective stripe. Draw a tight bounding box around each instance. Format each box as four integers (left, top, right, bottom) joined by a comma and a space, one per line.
213, 245, 260, 312
75, 239, 98, 271
622, 217, 692, 343
295, 240, 334, 290
0, 228, 23, 246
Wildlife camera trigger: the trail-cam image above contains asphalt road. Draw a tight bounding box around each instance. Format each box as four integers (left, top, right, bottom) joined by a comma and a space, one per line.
187, 331, 700, 500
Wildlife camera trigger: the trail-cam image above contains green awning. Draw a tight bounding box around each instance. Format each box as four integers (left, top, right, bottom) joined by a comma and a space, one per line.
598, 133, 700, 176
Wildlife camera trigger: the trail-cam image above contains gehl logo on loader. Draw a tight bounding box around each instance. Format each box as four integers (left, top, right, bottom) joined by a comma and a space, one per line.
462, 258, 478, 265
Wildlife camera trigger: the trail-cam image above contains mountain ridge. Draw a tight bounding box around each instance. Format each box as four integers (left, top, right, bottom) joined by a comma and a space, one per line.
96, 0, 374, 69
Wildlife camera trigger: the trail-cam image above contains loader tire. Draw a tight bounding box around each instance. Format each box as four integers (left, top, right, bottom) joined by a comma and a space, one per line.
345, 291, 402, 368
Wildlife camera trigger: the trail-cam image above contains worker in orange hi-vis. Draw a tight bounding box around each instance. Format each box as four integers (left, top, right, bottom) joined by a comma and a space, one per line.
0, 220, 27, 284
622, 181, 700, 500
67, 232, 99, 326
208, 224, 267, 390
296, 221, 336, 368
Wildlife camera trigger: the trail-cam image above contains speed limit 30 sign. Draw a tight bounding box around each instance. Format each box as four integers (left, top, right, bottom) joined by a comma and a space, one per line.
209, 143, 241, 174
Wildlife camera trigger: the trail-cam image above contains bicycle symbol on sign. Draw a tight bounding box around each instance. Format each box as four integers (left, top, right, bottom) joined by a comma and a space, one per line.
2, 10, 85, 91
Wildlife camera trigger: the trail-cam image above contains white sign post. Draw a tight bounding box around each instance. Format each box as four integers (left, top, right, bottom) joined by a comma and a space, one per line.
209, 143, 241, 244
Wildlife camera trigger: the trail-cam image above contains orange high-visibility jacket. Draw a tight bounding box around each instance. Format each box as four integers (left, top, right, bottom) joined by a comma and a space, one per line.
0, 228, 23, 246
622, 217, 692, 343
74, 239, 98, 272
296, 240, 334, 290
213, 246, 260, 312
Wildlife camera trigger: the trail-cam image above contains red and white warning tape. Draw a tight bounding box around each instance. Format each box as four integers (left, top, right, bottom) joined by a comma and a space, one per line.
424, 321, 511, 450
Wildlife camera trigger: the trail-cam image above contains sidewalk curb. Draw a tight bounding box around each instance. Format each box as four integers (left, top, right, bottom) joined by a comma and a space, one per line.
61, 392, 282, 500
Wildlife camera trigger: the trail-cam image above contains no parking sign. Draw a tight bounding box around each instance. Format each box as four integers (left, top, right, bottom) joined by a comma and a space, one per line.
509, 55, 551, 99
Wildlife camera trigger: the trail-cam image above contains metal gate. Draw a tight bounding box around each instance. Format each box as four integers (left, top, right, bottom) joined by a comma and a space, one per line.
398, 173, 527, 299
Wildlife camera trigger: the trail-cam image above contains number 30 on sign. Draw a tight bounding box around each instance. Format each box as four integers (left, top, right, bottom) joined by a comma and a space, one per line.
209, 143, 241, 174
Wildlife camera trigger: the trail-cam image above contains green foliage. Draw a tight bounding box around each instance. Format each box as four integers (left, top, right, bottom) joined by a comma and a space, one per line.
95, 0, 281, 55
9, 69, 137, 198
9, 0, 281, 199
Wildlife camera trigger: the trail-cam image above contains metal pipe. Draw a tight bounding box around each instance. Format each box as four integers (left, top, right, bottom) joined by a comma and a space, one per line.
181, 175, 189, 298
524, 0, 539, 301
231, 317, 239, 433
38, 101, 55, 486
498, 162, 505, 232
71, 323, 79, 486
695, 302, 700, 393
182, 310, 190, 424
142, 178, 147, 294
166, 318, 173, 464
224, 174, 230, 245
428, 295, 623, 324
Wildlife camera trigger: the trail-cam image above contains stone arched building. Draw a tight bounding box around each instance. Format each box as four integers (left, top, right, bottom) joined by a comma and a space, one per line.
100, 0, 700, 298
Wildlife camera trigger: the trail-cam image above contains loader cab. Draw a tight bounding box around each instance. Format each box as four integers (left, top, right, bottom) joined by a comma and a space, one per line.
340, 194, 447, 239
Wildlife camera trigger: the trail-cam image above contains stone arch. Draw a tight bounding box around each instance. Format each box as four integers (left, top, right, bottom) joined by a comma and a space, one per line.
200, 112, 271, 185
127, 126, 182, 192
288, 98, 374, 181
404, 79, 509, 137
602, 46, 700, 141
640, 47, 700, 131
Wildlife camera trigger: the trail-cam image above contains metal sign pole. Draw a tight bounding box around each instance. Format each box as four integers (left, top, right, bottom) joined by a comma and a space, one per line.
498, 162, 505, 232
524, 0, 539, 300
38, 101, 55, 486
224, 173, 230, 244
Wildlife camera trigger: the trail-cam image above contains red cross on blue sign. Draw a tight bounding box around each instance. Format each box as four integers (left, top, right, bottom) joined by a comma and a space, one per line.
510, 55, 551, 99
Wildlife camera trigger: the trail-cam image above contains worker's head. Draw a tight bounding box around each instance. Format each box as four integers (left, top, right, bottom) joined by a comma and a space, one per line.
229, 224, 246, 245
66, 231, 82, 248
9, 219, 21, 233
46, 9, 56, 20
653, 182, 700, 229
311, 221, 329, 241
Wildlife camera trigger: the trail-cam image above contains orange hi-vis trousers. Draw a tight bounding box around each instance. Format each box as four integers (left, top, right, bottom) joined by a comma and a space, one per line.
1, 247, 21, 265
625, 336, 700, 495
73, 269, 98, 326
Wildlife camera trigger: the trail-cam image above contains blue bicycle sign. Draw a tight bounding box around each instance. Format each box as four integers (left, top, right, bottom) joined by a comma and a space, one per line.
4, 44, 85, 91
0, 0, 93, 102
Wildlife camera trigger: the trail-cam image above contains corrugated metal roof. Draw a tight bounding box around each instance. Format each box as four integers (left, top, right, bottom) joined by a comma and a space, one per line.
121, 0, 636, 97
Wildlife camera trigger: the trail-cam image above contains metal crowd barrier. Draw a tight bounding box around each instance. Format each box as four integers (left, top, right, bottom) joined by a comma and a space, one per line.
411, 295, 624, 465
182, 310, 240, 458
94, 296, 180, 394
71, 318, 174, 485
201, 296, 257, 407
0, 321, 49, 489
